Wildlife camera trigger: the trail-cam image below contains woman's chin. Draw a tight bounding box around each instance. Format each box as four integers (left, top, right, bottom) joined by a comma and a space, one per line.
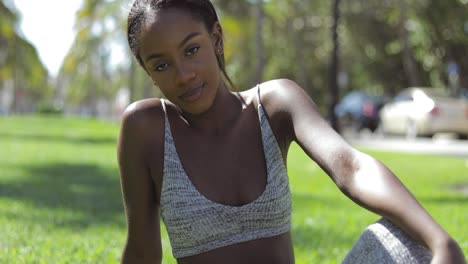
179, 87, 218, 116
180, 102, 212, 116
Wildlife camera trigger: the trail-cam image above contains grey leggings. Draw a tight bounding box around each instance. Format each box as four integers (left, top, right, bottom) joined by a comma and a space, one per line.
343, 218, 432, 264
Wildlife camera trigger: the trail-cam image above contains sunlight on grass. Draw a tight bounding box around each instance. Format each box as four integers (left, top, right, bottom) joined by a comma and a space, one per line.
0, 115, 466, 263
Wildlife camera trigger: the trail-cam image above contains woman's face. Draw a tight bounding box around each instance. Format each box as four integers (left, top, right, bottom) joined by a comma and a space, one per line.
139, 8, 223, 115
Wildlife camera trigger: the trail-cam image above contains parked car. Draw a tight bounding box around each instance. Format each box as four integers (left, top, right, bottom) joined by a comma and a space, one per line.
460, 88, 468, 99
379, 87, 468, 138
335, 91, 387, 132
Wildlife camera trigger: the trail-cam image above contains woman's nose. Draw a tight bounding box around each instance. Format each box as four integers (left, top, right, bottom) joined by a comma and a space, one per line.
175, 63, 196, 85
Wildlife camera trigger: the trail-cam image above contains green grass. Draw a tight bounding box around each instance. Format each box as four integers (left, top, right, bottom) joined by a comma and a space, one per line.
0, 115, 466, 263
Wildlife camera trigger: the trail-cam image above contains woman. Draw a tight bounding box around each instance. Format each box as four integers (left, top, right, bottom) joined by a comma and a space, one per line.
118, 0, 466, 263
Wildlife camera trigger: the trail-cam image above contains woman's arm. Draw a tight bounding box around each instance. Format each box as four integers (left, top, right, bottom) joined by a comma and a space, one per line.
117, 102, 164, 264
262, 79, 465, 263
344, 150, 465, 264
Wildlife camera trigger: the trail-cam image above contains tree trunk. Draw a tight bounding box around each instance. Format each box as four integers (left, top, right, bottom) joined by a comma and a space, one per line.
143, 76, 153, 98
129, 58, 137, 103
254, 0, 264, 84
329, 0, 341, 132
10, 34, 18, 113
399, 0, 419, 87
295, 31, 310, 93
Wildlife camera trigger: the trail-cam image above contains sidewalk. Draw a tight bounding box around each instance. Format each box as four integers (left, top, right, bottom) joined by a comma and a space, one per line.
345, 133, 468, 158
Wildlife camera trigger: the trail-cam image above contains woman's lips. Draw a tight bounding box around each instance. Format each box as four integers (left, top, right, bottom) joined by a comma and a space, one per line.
179, 83, 204, 102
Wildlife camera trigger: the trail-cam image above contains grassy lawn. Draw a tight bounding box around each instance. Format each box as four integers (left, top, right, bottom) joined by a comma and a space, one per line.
0, 115, 466, 263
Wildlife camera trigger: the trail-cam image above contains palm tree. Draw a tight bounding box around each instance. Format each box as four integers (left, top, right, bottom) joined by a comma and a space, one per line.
59, 0, 128, 115
1, 1, 50, 113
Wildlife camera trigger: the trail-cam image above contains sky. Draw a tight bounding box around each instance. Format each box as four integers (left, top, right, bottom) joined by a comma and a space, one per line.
14, 0, 83, 77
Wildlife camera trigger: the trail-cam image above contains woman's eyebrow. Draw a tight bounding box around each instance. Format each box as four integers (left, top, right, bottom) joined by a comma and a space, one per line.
145, 32, 202, 63
178, 32, 201, 49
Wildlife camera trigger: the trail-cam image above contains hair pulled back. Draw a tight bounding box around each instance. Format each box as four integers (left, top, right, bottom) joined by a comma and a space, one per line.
127, 0, 235, 89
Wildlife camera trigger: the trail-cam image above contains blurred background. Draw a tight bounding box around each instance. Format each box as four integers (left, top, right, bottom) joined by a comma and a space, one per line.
0, 0, 467, 263
1, 0, 467, 133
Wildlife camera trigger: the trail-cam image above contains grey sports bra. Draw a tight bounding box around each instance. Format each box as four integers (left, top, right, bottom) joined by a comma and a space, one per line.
160, 86, 292, 258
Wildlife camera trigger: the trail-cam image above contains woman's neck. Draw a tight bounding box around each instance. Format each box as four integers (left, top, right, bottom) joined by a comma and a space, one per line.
179, 83, 244, 135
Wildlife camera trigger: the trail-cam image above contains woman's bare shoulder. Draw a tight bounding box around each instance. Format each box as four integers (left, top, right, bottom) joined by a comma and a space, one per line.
260, 79, 306, 103
122, 97, 164, 118
119, 97, 165, 150
244, 79, 307, 117
237, 79, 298, 107
121, 97, 164, 127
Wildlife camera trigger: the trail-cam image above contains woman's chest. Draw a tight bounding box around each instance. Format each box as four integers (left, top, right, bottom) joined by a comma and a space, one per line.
171, 118, 268, 207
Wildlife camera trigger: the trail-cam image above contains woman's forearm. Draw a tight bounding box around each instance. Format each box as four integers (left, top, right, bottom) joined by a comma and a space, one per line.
121, 242, 162, 264
341, 151, 459, 255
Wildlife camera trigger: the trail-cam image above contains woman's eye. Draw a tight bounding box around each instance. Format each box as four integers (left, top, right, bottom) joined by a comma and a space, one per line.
186, 46, 200, 56
154, 63, 168, 72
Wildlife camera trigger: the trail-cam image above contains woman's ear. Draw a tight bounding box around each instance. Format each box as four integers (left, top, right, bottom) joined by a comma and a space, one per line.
211, 22, 224, 55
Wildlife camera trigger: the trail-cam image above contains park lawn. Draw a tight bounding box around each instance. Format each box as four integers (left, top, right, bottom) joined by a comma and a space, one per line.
0, 115, 466, 263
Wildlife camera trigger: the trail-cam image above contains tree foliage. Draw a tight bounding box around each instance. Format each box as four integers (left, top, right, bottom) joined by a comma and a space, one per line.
0, 0, 50, 113
57, 0, 157, 115
54, 0, 468, 116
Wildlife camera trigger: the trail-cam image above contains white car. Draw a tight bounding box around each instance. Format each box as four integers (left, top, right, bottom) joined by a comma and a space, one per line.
379, 87, 468, 138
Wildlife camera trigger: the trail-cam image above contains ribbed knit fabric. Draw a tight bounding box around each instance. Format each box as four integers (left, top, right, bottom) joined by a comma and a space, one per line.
159, 86, 292, 258
343, 218, 432, 264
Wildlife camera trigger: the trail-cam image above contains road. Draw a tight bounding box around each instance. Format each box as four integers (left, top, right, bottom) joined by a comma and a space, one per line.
344, 132, 468, 158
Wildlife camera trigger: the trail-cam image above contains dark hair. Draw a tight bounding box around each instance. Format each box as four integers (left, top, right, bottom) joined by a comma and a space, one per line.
127, 0, 236, 90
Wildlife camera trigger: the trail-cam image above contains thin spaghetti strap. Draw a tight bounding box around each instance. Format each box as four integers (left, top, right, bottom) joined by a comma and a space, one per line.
160, 98, 170, 131
161, 98, 167, 114
256, 84, 262, 107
